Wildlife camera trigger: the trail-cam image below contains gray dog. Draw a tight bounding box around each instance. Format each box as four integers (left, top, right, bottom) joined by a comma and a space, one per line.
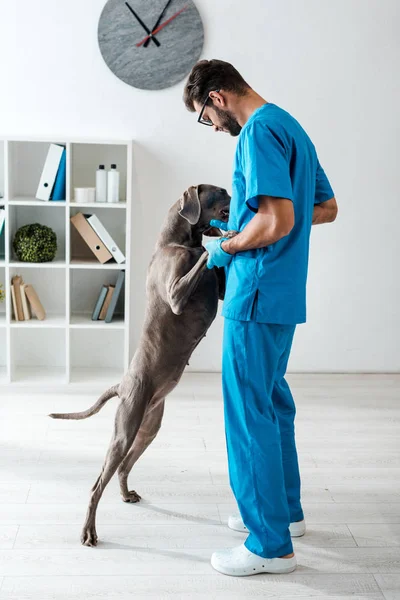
49, 184, 233, 546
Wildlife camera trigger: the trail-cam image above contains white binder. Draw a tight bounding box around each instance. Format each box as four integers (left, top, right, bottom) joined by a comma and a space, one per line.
36, 144, 64, 201
86, 214, 126, 264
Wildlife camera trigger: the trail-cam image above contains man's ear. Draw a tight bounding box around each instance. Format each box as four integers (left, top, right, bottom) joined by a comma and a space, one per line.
178, 185, 201, 225
209, 90, 225, 107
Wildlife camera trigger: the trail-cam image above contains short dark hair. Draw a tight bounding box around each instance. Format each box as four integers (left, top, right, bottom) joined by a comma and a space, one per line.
183, 59, 250, 112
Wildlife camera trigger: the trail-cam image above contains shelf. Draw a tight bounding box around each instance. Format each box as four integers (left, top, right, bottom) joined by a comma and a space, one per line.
9, 197, 66, 206
10, 314, 66, 328
9, 259, 66, 268
69, 259, 126, 269
70, 201, 126, 209
2, 137, 132, 386
70, 313, 125, 328
11, 366, 67, 385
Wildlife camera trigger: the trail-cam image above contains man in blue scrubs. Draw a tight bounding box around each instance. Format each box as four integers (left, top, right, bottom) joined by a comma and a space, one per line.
184, 60, 337, 577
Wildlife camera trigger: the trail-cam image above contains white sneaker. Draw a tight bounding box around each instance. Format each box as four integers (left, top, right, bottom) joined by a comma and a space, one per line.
228, 513, 306, 537
211, 543, 297, 577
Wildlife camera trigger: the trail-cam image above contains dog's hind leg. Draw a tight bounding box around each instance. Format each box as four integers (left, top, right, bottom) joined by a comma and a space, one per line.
118, 399, 165, 503
80, 379, 150, 547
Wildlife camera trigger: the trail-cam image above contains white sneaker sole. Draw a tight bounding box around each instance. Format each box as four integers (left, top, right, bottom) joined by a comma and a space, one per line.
228, 514, 306, 537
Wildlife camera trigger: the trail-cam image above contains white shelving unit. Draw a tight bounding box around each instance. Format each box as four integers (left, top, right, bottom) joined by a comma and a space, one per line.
0, 137, 133, 386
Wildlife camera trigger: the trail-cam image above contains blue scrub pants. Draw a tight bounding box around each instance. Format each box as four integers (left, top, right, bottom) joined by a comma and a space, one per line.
222, 315, 304, 559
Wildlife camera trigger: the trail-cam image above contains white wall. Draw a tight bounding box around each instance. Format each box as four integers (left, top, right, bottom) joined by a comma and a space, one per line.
0, 0, 398, 372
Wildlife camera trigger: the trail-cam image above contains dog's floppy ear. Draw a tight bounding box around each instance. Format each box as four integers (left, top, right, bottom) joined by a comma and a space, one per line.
178, 185, 201, 225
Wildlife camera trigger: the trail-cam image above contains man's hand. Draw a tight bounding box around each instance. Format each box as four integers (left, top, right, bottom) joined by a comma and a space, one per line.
205, 238, 233, 269
220, 196, 294, 254
210, 219, 229, 232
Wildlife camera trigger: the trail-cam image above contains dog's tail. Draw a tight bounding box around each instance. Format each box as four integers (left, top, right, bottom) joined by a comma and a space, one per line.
48, 384, 119, 420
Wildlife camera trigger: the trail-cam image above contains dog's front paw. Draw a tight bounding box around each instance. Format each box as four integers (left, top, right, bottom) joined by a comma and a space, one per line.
121, 490, 142, 503
81, 525, 98, 547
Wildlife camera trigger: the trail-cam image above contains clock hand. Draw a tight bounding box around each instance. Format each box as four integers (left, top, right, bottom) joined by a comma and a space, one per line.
143, 0, 173, 48
125, 2, 161, 47
136, 5, 188, 47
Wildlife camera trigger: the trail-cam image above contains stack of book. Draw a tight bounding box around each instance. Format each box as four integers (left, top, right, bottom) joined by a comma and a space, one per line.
36, 143, 66, 202
91, 270, 125, 323
70, 212, 126, 265
10, 275, 46, 321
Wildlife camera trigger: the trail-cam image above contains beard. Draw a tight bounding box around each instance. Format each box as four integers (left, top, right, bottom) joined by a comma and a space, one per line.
214, 106, 242, 137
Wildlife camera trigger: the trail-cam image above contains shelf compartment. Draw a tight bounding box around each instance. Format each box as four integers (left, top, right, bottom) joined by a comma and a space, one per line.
0, 305, 7, 379
0, 196, 5, 261
10, 328, 67, 383
8, 203, 66, 263
69, 366, 124, 385
11, 366, 67, 385
0, 140, 5, 200
8, 266, 66, 324
8, 140, 67, 200
69, 268, 125, 325
69, 329, 125, 382
69, 204, 126, 264
71, 143, 127, 203
0, 366, 8, 384
0, 266, 5, 324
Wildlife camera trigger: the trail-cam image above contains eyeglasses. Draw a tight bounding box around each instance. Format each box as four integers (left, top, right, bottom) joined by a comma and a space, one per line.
197, 89, 220, 126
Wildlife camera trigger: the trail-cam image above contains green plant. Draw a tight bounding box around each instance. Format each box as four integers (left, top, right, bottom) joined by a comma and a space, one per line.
0, 284, 4, 303
13, 223, 57, 263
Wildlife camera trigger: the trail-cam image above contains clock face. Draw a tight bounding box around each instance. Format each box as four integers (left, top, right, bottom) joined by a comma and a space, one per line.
98, 0, 204, 91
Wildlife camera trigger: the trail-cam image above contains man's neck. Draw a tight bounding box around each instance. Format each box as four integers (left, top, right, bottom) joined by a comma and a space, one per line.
235, 90, 268, 127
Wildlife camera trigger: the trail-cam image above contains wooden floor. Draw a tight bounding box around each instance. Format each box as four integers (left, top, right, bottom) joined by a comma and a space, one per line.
0, 373, 399, 599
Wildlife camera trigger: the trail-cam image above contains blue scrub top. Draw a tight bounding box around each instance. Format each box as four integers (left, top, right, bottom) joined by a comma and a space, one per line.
222, 103, 334, 325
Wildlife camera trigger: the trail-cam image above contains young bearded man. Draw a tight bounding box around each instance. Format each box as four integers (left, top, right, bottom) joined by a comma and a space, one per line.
183, 59, 337, 577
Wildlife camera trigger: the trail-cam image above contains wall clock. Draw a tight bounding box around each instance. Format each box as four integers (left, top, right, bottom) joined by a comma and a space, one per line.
98, 0, 204, 91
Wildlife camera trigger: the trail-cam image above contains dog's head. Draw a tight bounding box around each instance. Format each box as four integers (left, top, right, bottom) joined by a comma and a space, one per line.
178, 184, 231, 236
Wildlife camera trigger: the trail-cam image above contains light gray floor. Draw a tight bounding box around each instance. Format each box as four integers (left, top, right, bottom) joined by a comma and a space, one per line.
0, 373, 399, 599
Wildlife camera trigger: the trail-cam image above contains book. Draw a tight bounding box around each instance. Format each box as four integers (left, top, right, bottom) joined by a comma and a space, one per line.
0, 208, 5, 235
20, 283, 32, 320
105, 270, 125, 323
36, 144, 65, 201
86, 214, 126, 264
91, 285, 108, 320
24, 284, 46, 320
99, 285, 115, 320
10, 284, 19, 321
12, 275, 25, 321
50, 147, 66, 201
70, 212, 113, 264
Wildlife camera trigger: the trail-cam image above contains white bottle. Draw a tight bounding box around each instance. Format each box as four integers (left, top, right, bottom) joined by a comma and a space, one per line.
95, 164, 107, 203
107, 164, 120, 203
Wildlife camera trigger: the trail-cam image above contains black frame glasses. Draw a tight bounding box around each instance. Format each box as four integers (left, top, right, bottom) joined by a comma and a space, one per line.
197, 89, 220, 126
